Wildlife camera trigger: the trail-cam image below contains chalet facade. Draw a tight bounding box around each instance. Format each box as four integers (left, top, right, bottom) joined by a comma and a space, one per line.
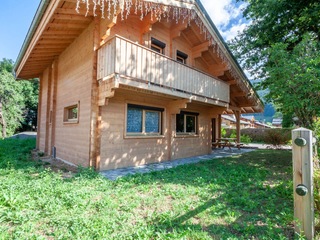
15, 0, 263, 170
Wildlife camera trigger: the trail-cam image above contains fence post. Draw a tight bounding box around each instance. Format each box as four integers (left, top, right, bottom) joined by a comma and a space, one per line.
292, 128, 314, 239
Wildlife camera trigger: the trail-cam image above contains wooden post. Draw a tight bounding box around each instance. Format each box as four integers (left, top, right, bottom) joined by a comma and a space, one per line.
217, 114, 222, 139
233, 110, 241, 145
292, 128, 314, 239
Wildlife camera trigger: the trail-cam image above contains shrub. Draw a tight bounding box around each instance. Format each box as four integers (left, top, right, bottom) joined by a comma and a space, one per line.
240, 134, 252, 144
221, 127, 227, 137
229, 131, 252, 144
264, 129, 291, 145
241, 128, 292, 144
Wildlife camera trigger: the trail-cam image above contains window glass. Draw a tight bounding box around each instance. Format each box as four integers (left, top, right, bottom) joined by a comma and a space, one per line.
145, 111, 160, 133
127, 107, 142, 133
177, 50, 188, 64
151, 38, 166, 54
126, 104, 163, 136
64, 103, 79, 123
68, 107, 78, 120
186, 115, 196, 133
176, 112, 198, 134
176, 114, 184, 133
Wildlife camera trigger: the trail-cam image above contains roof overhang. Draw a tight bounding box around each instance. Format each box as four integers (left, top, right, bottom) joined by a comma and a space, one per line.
14, 0, 263, 113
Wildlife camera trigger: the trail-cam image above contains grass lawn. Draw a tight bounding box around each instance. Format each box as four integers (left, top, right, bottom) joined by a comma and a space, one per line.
0, 138, 297, 239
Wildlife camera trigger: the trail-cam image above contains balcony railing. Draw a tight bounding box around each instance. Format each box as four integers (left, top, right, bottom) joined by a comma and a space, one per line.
97, 35, 229, 106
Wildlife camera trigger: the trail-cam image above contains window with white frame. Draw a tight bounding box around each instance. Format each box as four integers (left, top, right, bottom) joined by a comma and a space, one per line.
126, 104, 164, 136
176, 111, 198, 134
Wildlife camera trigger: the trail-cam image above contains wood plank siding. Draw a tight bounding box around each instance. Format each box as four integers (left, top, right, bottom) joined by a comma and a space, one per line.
15, 0, 263, 170
97, 36, 230, 107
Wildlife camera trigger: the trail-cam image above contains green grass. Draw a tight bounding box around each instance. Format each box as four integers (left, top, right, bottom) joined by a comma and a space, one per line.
0, 138, 297, 239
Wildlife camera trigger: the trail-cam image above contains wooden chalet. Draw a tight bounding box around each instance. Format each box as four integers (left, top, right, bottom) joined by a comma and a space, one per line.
15, 0, 263, 170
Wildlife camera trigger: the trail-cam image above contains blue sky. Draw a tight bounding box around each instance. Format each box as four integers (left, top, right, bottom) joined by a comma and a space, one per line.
0, 0, 245, 63
0, 1, 39, 62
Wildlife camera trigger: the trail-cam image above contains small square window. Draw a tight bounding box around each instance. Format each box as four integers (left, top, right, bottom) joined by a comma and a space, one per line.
64, 103, 79, 123
177, 50, 188, 64
176, 111, 198, 134
151, 37, 166, 54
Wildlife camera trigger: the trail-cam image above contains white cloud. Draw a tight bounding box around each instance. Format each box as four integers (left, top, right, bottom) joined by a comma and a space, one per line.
222, 22, 247, 41
200, 0, 248, 41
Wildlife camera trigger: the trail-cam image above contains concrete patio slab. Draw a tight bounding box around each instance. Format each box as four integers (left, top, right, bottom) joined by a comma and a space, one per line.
100, 147, 255, 181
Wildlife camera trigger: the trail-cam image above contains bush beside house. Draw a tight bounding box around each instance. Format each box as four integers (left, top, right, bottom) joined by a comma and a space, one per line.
224, 128, 292, 145
241, 128, 292, 145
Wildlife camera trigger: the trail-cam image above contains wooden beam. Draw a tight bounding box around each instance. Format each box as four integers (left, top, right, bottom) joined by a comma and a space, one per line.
36, 43, 70, 48
226, 79, 237, 85
100, 15, 119, 44
47, 22, 88, 29
170, 21, 188, 39
53, 13, 93, 21
16, 0, 62, 77
43, 29, 83, 35
167, 99, 191, 114
40, 35, 77, 39
189, 21, 207, 42
192, 41, 209, 58
232, 92, 247, 97
140, 13, 158, 35
38, 39, 74, 44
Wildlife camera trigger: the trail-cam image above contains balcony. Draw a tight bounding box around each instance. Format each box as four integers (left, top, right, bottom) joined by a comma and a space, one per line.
97, 35, 229, 107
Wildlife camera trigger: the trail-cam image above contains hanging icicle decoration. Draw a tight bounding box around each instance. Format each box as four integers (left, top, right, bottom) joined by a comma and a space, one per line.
75, 0, 251, 93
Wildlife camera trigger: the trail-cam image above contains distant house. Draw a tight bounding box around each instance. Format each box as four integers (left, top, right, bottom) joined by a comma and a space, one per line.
14, 0, 263, 170
241, 115, 256, 128
272, 118, 283, 128
223, 114, 271, 129
221, 115, 251, 129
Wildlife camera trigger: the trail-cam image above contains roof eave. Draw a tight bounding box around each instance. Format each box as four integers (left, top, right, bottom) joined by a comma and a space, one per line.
14, 0, 51, 79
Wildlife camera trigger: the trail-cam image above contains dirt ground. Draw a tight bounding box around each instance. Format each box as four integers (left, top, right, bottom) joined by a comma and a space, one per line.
32, 150, 78, 178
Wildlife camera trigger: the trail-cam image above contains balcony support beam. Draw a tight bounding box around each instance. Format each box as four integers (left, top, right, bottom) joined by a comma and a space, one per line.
98, 78, 117, 106
168, 99, 191, 115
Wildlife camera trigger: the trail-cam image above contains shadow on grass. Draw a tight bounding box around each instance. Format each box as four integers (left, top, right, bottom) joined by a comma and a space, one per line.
124, 150, 294, 239
0, 138, 295, 238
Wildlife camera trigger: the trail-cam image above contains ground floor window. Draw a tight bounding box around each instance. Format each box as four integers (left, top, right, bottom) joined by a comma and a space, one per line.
63, 102, 79, 123
126, 104, 164, 136
176, 111, 198, 134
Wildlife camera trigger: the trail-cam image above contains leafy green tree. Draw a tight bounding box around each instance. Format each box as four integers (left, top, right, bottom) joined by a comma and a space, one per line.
19, 79, 39, 132
0, 59, 39, 137
231, 0, 320, 129
261, 33, 320, 129
0, 70, 24, 137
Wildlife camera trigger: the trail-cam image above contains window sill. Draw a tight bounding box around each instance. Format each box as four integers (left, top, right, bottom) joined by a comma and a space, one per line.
63, 120, 79, 125
125, 134, 165, 139
174, 134, 199, 138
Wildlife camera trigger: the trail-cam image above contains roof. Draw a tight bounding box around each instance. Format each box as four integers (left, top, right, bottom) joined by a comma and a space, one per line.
14, 0, 263, 113
221, 115, 251, 125
272, 118, 283, 125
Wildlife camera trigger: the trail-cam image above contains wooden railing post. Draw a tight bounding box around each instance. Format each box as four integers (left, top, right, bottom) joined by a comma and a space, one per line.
292, 128, 314, 239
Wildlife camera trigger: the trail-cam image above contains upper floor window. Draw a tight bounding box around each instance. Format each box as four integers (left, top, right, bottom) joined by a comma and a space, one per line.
151, 37, 166, 54
176, 50, 188, 64
176, 111, 198, 134
126, 104, 164, 136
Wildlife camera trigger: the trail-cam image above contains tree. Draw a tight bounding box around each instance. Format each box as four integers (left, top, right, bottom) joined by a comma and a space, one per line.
0, 59, 39, 137
262, 33, 320, 129
19, 79, 39, 132
0, 70, 24, 137
230, 0, 320, 129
